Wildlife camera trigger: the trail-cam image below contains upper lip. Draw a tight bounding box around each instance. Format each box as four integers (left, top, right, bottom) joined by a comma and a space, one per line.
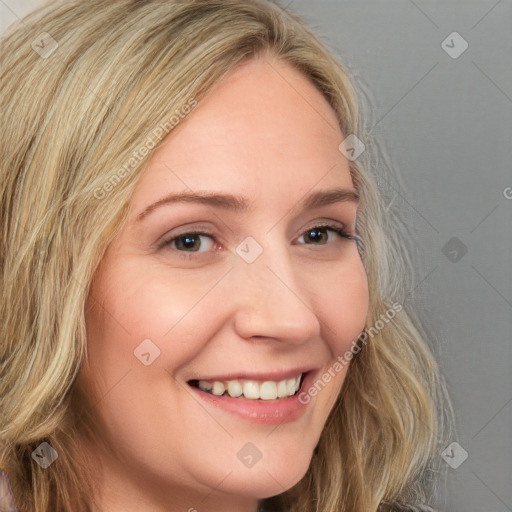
187, 367, 316, 383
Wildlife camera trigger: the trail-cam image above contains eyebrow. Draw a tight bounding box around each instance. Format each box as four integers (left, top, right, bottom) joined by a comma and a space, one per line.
135, 187, 360, 222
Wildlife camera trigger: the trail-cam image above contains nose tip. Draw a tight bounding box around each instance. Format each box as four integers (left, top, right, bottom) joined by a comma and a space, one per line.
232, 262, 322, 345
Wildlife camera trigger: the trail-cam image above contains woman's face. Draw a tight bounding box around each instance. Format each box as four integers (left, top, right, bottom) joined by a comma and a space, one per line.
79, 55, 369, 511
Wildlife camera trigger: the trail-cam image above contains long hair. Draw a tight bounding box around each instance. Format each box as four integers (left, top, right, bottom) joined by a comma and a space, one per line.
0, 1, 454, 511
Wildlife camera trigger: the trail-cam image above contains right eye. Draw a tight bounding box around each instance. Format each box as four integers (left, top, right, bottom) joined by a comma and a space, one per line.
161, 232, 216, 254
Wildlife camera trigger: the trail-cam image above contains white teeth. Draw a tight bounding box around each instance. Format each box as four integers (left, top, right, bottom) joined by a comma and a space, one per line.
227, 380, 243, 398
260, 381, 278, 400
242, 381, 260, 399
277, 379, 288, 398
211, 381, 225, 396
197, 374, 303, 400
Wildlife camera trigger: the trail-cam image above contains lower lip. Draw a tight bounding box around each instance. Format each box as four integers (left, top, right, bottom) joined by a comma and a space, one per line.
188, 371, 316, 424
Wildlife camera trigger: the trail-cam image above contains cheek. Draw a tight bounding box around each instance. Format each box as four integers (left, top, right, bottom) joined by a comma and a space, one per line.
314, 252, 369, 353
296, 252, 368, 411
84, 262, 227, 376
80, 268, 229, 486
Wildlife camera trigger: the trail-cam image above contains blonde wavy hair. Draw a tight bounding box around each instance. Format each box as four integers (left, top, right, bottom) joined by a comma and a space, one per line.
0, 1, 455, 511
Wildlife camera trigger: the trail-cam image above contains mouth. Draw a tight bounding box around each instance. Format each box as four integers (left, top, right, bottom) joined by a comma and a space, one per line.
186, 370, 316, 424
188, 372, 306, 401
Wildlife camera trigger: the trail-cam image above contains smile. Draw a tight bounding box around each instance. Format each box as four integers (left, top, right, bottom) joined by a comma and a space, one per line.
189, 374, 303, 400
187, 370, 316, 424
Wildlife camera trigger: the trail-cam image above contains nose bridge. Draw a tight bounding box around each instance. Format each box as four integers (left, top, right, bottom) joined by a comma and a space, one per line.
231, 235, 320, 343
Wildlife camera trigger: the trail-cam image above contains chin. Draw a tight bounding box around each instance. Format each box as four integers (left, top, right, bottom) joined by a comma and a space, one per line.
212, 453, 312, 499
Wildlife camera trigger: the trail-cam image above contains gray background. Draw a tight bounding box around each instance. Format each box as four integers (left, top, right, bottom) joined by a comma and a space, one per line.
1, 1, 511, 511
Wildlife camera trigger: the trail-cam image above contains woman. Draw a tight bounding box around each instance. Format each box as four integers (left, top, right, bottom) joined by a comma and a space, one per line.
0, 1, 454, 511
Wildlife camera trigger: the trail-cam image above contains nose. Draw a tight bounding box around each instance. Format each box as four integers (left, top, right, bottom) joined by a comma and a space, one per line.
231, 241, 321, 345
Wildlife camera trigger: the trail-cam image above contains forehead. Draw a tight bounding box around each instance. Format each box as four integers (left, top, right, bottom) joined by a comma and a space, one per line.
130, 56, 353, 211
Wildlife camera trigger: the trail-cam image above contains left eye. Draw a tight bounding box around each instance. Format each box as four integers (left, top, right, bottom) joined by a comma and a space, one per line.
297, 225, 352, 245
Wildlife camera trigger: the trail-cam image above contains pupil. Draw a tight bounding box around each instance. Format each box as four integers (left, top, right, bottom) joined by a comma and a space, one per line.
178, 235, 199, 251
308, 229, 326, 243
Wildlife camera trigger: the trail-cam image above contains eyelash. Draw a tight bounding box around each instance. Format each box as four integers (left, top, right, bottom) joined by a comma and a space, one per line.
159, 223, 355, 260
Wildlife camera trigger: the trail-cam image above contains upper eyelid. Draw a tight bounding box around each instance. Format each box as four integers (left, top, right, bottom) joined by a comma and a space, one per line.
162, 221, 352, 249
